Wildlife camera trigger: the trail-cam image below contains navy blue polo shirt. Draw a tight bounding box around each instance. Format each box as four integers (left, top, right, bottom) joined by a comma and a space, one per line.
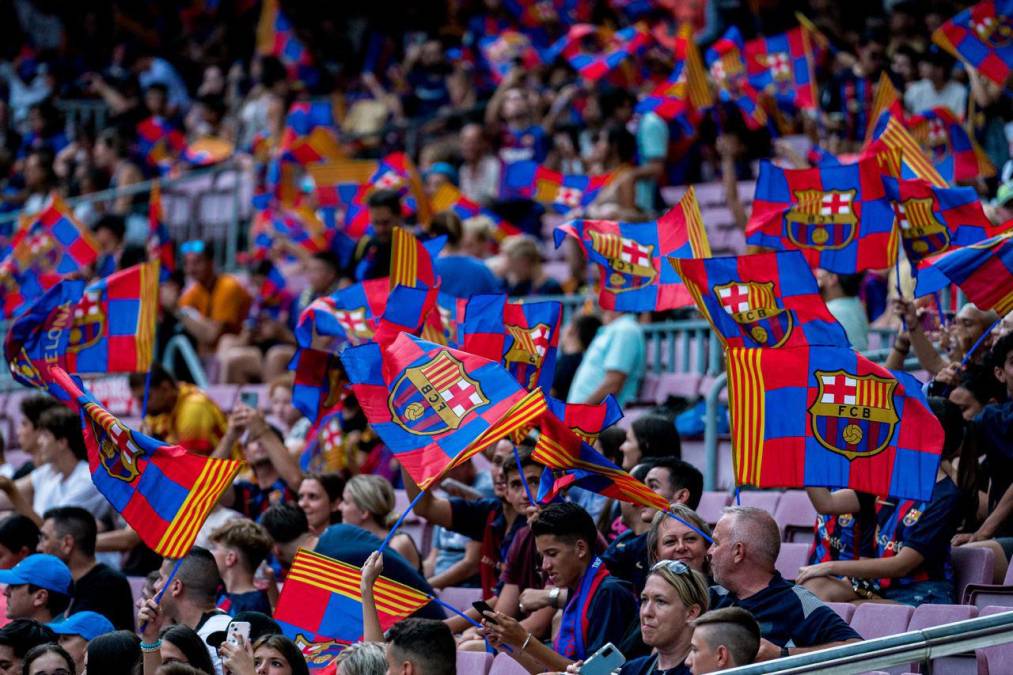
620, 655, 690, 675
601, 530, 649, 593
449, 497, 526, 595
572, 575, 639, 659
710, 573, 860, 648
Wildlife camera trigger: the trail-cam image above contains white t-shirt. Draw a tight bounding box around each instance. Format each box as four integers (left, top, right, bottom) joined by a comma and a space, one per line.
196, 611, 232, 675
904, 79, 967, 119
30, 462, 110, 520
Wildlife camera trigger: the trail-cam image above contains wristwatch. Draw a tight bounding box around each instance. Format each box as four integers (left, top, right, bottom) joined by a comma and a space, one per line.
548, 587, 560, 608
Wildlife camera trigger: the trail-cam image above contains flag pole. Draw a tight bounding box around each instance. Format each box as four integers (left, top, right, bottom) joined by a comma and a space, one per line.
428, 595, 512, 654
961, 317, 1001, 367
512, 445, 536, 507
378, 490, 426, 554
139, 557, 184, 632
663, 511, 714, 544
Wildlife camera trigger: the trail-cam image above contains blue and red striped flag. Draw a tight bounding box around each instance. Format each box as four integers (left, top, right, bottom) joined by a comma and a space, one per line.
479, 31, 542, 82
501, 161, 614, 214
135, 116, 185, 170
148, 183, 174, 280
43, 366, 242, 558
747, 159, 898, 273
280, 101, 344, 165
9, 194, 99, 277
706, 27, 767, 130
546, 23, 651, 82
291, 347, 347, 424
429, 183, 521, 242
907, 107, 996, 183
247, 263, 294, 327
636, 23, 713, 127
744, 26, 817, 111
256, 0, 318, 87
390, 228, 443, 290
914, 229, 1013, 316
300, 403, 349, 474
863, 113, 948, 188
265, 205, 331, 256
726, 345, 943, 500
180, 137, 234, 167
933, 0, 1013, 87
460, 294, 561, 392
672, 251, 849, 351
431, 293, 467, 349
340, 333, 546, 489
554, 186, 711, 311
336, 153, 430, 239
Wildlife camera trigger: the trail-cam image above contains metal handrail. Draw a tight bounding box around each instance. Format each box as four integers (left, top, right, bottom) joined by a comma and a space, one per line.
162, 335, 209, 389
721, 610, 1013, 674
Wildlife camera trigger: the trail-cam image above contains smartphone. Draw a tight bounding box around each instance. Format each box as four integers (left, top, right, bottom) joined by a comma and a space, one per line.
579, 643, 625, 675
240, 391, 259, 409
472, 600, 496, 621
227, 621, 250, 647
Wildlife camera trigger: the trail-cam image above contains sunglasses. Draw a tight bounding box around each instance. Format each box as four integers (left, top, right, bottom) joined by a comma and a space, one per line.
180, 240, 206, 255
651, 559, 690, 575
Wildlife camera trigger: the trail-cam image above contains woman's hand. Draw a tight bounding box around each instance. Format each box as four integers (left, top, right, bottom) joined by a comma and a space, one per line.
795, 562, 835, 585
361, 550, 384, 593
220, 635, 256, 675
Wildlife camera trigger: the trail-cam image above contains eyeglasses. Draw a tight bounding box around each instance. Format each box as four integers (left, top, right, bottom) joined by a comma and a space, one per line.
180, 239, 206, 255
651, 559, 690, 575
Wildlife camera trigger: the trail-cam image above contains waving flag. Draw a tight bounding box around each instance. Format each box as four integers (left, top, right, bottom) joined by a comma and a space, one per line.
914, 230, 1013, 315
247, 263, 294, 326
256, 0, 318, 86
340, 333, 545, 489
265, 205, 331, 255
280, 101, 344, 165
8, 194, 99, 277
338, 153, 431, 239
501, 161, 614, 214
864, 114, 948, 188
637, 23, 713, 126
181, 137, 235, 167
864, 73, 902, 144
707, 27, 767, 129
479, 31, 542, 82
6, 262, 159, 388
727, 345, 943, 501
428, 183, 521, 242
884, 176, 994, 265
0, 266, 60, 319
554, 187, 711, 311
908, 107, 996, 183
309, 159, 380, 208
431, 293, 467, 349
291, 348, 347, 424
136, 116, 185, 169
546, 23, 651, 82
390, 229, 443, 290
43, 366, 242, 557
460, 294, 561, 392
932, 0, 1013, 87
300, 403, 349, 474
747, 159, 897, 273
672, 252, 848, 350
275, 548, 433, 670
743, 27, 816, 110
148, 183, 174, 279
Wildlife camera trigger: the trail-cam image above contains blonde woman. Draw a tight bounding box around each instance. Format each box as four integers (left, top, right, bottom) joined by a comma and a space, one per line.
339, 475, 422, 570
646, 505, 713, 580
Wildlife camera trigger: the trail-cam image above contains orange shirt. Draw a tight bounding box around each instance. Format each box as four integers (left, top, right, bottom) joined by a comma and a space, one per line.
145, 382, 227, 455
179, 275, 253, 338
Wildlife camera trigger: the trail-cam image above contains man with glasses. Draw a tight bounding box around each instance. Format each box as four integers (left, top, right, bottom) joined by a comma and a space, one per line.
173, 239, 252, 354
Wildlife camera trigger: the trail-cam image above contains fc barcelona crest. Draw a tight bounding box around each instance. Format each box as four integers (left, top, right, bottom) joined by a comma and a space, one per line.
68, 290, 105, 353
588, 230, 657, 293
893, 197, 950, 257
809, 370, 898, 461
762, 52, 792, 82
388, 351, 488, 435
84, 402, 142, 483
332, 307, 374, 343
504, 323, 551, 388
713, 281, 793, 348
973, 14, 1013, 48
785, 189, 858, 250
293, 634, 351, 667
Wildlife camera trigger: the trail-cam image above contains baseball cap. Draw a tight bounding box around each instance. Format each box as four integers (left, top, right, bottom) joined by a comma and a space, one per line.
49, 611, 114, 641
206, 611, 282, 648
0, 554, 72, 595
424, 162, 459, 186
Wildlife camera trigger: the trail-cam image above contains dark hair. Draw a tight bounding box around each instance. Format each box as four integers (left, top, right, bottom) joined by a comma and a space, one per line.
573, 315, 602, 351
252, 635, 309, 675
261, 504, 309, 544
928, 397, 966, 460
598, 88, 636, 120
93, 214, 126, 243
174, 547, 222, 605
155, 664, 205, 675
989, 332, 1013, 377
43, 506, 97, 558
502, 446, 538, 479
0, 620, 57, 660
129, 363, 175, 391
597, 426, 626, 467
86, 630, 140, 675
631, 415, 681, 461
643, 458, 704, 510
310, 251, 342, 274
385, 619, 455, 675
19, 396, 59, 428
144, 82, 169, 96
303, 473, 345, 525
691, 607, 760, 668
22, 643, 75, 675
37, 408, 87, 461
835, 273, 863, 298
429, 211, 463, 246
366, 188, 402, 213
97, 128, 128, 158
27, 584, 71, 616
530, 502, 597, 548
258, 56, 288, 87
957, 362, 1004, 406
160, 625, 214, 674
605, 124, 637, 165
0, 515, 39, 557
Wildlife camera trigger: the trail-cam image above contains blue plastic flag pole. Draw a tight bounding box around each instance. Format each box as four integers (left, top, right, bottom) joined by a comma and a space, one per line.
140, 367, 153, 418
512, 445, 535, 507
379, 490, 426, 554
663, 511, 714, 544
140, 557, 184, 632
961, 317, 1002, 367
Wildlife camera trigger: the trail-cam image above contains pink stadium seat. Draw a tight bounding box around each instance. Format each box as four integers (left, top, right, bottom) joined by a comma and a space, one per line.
951, 546, 995, 604
774, 543, 809, 581
651, 373, 703, 404
850, 602, 914, 640
825, 602, 855, 623
206, 384, 239, 411
735, 491, 782, 514
489, 653, 531, 675
127, 576, 148, 606
439, 587, 484, 617
906, 604, 978, 674
696, 492, 730, 526
457, 651, 494, 675
975, 606, 1013, 675
773, 491, 818, 543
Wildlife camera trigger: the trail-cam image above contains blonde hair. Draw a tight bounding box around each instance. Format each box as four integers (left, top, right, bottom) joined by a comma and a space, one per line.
501, 234, 541, 263
647, 562, 710, 614
646, 504, 712, 566
344, 474, 397, 527
336, 641, 387, 675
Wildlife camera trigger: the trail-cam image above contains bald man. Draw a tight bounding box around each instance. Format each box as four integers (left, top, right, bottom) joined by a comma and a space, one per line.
708, 507, 860, 662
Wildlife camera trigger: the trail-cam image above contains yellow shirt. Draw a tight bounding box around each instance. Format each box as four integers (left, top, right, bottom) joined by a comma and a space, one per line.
180, 275, 253, 338
145, 382, 227, 455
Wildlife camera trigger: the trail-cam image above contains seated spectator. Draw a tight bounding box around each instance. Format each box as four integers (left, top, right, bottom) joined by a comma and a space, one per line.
270, 375, 312, 456
14, 395, 59, 477
709, 507, 860, 660
87, 630, 142, 675
567, 310, 645, 407
220, 634, 310, 675
646, 505, 713, 578
552, 314, 603, 402
0, 619, 56, 675
459, 123, 500, 203
298, 473, 344, 536
619, 560, 710, 675
208, 520, 274, 616
0, 554, 72, 623
340, 475, 421, 571
150, 624, 216, 675
213, 406, 301, 520
350, 189, 406, 281
816, 270, 869, 351
431, 211, 501, 298
129, 365, 226, 455
620, 416, 682, 469
948, 362, 1003, 422
21, 643, 75, 675
92, 213, 128, 278
485, 71, 549, 165
39, 506, 135, 630
499, 235, 563, 298
169, 239, 252, 356
0, 515, 39, 569
0, 407, 109, 526
333, 641, 386, 675
685, 607, 761, 674
480, 502, 638, 670
50, 610, 114, 674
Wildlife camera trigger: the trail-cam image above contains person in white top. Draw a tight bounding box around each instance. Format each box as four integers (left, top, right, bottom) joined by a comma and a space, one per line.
903, 50, 968, 118
0, 407, 110, 526
459, 123, 501, 204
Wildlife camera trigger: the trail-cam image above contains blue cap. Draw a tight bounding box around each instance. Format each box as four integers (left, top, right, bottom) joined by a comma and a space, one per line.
49, 611, 114, 641
425, 162, 459, 186
0, 554, 72, 595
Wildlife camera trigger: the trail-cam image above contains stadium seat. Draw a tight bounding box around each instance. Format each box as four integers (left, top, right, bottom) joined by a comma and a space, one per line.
489, 652, 530, 675
975, 606, 1013, 675
964, 553, 1013, 609
394, 490, 421, 523
439, 587, 484, 617
951, 546, 995, 604
127, 576, 148, 606
850, 602, 914, 640
735, 490, 782, 514
774, 542, 809, 581
651, 372, 703, 404
825, 601, 855, 623
456, 650, 494, 675
696, 491, 730, 526
904, 603, 978, 674
772, 490, 817, 543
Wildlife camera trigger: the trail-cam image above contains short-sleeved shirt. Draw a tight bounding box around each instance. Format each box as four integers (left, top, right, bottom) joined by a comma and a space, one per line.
435, 256, 501, 298
807, 512, 871, 565
449, 497, 526, 596
144, 382, 227, 454
601, 530, 649, 593
233, 476, 296, 521
859, 476, 962, 590
499, 126, 549, 164
69, 563, 135, 631
825, 297, 869, 351
976, 401, 1013, 533
31, 462, 111, 521
710, 573, 860, 648
567, 314, 646, 406
219, 589, 272, 616
500, 525, 544, 590
635, 112, 668, 214
562, 574, 639, 659
620, 655, 690, 675
180, 275, 253, 338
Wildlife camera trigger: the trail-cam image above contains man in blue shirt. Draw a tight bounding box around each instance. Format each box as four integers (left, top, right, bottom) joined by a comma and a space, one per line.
708, 507, 860, 661
568, 311, 645, 407
430, 211, 501, 298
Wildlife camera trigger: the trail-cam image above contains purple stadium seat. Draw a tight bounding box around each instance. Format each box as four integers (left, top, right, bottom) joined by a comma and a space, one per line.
127, 576, 148, 606
774, 543, 809, 581
773, 490, 818, 543
651, 373, 703, 404
696, 492, 730, 526
850, 603, 914, 640
206, 384, 239, 411
457, 651, 494, 675
907, 604, 978, 674
825, 602, 855, 623
735, 491, 782, 514
637, 374, 660, 404
951, 546, 995, 603
964, 554, 1013, 609
439, 587, 485, 617
490, 653, 531, 675
975, 606, 1013, 675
